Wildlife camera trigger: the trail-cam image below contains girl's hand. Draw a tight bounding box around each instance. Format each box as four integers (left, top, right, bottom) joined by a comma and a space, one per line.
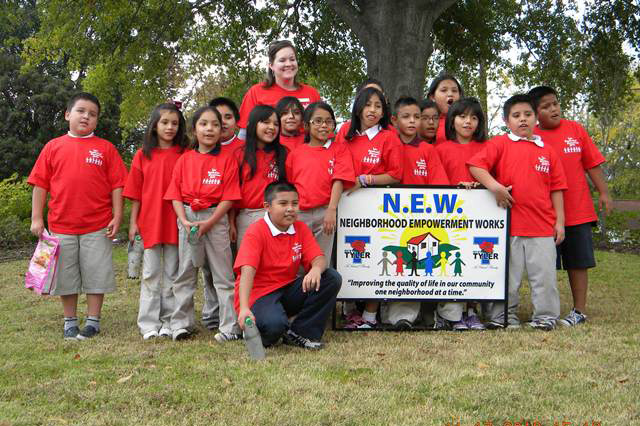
554, 222, 565, 245
128, 222, 139, 242
490, 184, 514, 209
30, 218, 45, 238
237, 307, 255, 330
459, 181, 480, 189
180, 218, 195, 230
194, 220, 214, 237
322, 207, 337, 235
106, 218, 120, 239
229, 223, 237, 243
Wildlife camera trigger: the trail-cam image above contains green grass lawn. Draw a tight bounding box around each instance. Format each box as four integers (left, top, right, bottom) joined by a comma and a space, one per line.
1, 248, 638, 426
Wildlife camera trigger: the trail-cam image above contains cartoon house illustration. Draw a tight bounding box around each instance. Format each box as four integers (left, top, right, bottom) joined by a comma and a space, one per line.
407, 232, 440, 260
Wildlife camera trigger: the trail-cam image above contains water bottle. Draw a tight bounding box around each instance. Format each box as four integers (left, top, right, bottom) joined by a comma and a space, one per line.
127, 235, 144, 279
243, 317, 265, 360
188, 225, 205, 267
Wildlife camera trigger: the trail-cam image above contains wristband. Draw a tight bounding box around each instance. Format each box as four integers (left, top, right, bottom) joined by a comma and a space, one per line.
366, 174, 373, 186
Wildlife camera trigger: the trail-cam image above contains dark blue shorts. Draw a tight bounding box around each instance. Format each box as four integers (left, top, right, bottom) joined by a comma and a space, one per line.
556, 222, 596, 270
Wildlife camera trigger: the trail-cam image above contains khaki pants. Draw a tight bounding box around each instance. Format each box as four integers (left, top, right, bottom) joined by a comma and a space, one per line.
236, 208, 264, 248
171, 206, 239, 334
489, 236, 560, 325
137, 244, 178, 334
298, 206, 335, 262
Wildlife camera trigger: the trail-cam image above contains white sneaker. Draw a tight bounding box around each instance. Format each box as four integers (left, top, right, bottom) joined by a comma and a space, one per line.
158, 328, 172, 338
214, 332, 242, 343
142, 330, 159, 340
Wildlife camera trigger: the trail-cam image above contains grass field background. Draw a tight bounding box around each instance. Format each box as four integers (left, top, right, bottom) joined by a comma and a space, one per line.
1, 247, 638, 426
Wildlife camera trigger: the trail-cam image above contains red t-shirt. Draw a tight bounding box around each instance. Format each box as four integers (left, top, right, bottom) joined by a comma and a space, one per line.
467, 134, 568, 237
234, 218, 324, 311
235, 147, 281, 209
163, 149, 241, 206
286, 141, 356, 210
28, 134, 127, 235
335, 127, 403, 180
436, 140, 487, 185
238, 82, 321, 129
401, 137, 450, 185
336, 120, 397, 141
279, 134, 304, 153
123, 146, 183, 249
219, 136, 244, 160
534, 119, 605, 226
434, 114, 447, 145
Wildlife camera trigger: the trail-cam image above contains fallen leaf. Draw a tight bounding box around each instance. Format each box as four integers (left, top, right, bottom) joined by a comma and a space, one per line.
73, 353, 81, 360
617, 377, 629, 384
376, 353, 386, 357
117, 374, 133, 384
477, 362, 490, 369
223, 377, 232, 385
149, 364, 156, 369
88, 381, 97, 386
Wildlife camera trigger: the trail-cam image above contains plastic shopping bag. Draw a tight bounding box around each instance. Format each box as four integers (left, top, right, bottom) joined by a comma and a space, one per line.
25, 230, 60, 295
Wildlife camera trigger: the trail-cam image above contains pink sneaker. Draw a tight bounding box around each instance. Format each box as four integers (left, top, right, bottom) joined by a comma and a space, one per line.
343, 311, 364, 329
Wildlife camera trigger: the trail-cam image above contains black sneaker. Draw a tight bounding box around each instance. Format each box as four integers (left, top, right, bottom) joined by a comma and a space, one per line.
432, 313, 452, 331
283, 329, 324, 350
527, 319, 555, 331
393, 319, 414, 331
77, 325, 100, 340
172, 328, 191, 341
64, 326, 80, 340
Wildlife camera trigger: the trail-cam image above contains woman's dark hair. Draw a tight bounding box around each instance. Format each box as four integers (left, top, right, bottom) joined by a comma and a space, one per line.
142, 103, 188, 159
264, 40, 299, 89
190, 106, 222, 155
346, 87, 390, 140
243, 105, 287, 182
303, 101, 336, 143
427, 72, 464, 99
445, 97, 488, 142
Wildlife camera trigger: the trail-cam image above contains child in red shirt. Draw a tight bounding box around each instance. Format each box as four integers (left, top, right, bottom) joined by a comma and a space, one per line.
234, 105, 288, 246
418, 99, 440, 143
123, 103, 188, 340
28, 92, 127, 340
335, 77, 388, 141
336, 86, 403, 329
528, 86, 612, 326
468, 94, 568, 331
427, 73, 464, 145
164, 106, 242, 342
235, 181, 341, 349
286, 101, 355, 260
237, 40, 321, 139
275, 96, 305, 152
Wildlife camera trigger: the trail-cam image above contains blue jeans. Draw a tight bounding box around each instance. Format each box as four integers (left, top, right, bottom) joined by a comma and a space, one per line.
251, 268, 341, 346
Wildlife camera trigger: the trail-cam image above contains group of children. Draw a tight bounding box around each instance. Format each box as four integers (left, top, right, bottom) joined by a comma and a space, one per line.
28, 69, 611, 347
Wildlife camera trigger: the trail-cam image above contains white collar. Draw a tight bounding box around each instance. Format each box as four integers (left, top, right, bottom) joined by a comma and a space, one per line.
322, 139, 333, 149
221, 135, 237, 146
67, 131, 94, 139
264, 212, 295, 236
507, 132, 544, 147
356, 124, 381, 140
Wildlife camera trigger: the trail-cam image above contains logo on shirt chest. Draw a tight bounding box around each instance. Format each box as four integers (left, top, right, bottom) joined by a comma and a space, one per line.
267, 161, 279, 180
328, 158, 335, 175
413, 158, 428, 177
202, 168, 221, 185
292, 242, 303, 262
563, 137, 581, 154
86, 149, 104, 166
363, 148, 381, 165
535, 156, 550, 174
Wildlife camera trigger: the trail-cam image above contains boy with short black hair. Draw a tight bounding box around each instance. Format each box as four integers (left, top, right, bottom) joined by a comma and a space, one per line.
29, 92, 128, 340
419, 99, 440, 143
528, 85, 612, 326
234, 181, 341, 349
468, 94, 567, 331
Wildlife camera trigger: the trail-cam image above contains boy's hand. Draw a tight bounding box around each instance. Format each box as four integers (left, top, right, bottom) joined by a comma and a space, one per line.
490, 184, 514, 209
106, 218, 120, 238
458, 181, 480, 190
302, 267, 322, 292
598, 192, 613, 216
30, 218, 45, 238
229, 224, 237, 243
554, 222, 565, 245
323, 207, 337, 235
237, 307, 255, 330
128, 223, 139, 242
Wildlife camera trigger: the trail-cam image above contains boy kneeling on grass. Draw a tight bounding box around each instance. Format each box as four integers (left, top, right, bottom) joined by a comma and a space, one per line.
468, 94, 567, 331
234, 181, 341, 350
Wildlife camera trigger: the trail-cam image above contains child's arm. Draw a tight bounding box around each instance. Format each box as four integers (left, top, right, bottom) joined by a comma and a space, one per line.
347, 173, 399, 195
469, 166, 514, 208
587, 165, 613, 216
106, 188, 123, 238
228, 208, 238, 242
172, 200, 195, 229
128, 200, 140, 241
30, 186, 48, 237
195, 200, 234, 237
323, 180, 344, 235
237, 265, 256, 329
551, 190, 565, 245
302, 255, 327, 293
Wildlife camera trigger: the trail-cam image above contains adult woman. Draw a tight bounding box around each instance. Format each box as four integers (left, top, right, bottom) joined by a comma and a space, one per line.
237, 40, 321, 139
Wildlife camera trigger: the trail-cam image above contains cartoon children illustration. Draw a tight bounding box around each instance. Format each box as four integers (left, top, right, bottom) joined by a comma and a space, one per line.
424, 252, 434, 276
450, 252, 465, 277
394, 251, 405, 276
408, 250, 418, 276
378, 251, 392, 276
438, 252, 448, 276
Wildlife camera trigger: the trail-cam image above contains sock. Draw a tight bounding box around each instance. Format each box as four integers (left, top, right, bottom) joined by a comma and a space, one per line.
362, 310, 377, 323
64, 317, 78, 331
85, 316, 100, 331
343, 302, 356, 316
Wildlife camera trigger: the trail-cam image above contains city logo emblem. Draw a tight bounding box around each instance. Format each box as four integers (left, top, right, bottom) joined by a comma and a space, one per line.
472, 237, 499, 266
344, 236, 371, 265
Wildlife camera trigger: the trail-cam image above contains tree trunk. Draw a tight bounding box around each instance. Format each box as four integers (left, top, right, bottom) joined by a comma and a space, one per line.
327, 0, 456, 105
